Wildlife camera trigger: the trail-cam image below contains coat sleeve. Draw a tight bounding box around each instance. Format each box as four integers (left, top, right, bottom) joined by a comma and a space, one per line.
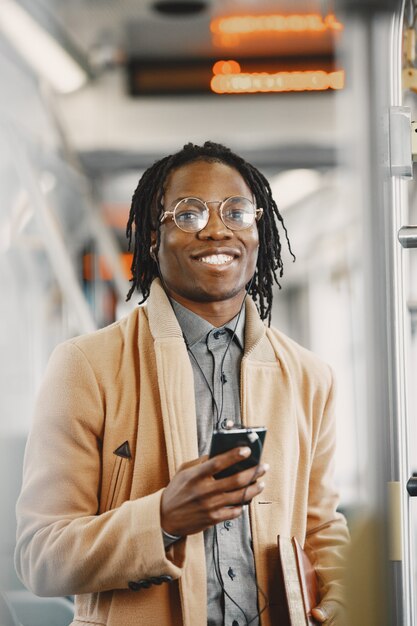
15, 341, 186, 597
304, 367, 350, 606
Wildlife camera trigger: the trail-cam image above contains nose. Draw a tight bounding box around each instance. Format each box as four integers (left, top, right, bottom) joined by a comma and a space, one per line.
197, 204, 233, 240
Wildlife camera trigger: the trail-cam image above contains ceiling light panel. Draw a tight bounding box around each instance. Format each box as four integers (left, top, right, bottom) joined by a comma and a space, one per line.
0, 0, 89, 93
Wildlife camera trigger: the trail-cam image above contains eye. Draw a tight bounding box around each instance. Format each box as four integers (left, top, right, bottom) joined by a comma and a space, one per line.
224, 200, 253, 218
173, 199, 208, 232
175, 199, 207, 221
228, 209, 245, 220
176, 210, 201, 223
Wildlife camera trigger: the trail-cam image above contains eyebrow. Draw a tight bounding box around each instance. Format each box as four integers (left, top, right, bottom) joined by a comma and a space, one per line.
170, 196, 193, 204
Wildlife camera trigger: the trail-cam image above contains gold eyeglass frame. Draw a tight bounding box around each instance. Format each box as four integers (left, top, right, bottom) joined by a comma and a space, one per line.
159, 195, 264, 233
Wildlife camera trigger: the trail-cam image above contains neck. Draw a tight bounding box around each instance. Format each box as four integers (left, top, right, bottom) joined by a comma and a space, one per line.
167, 290, 246, 327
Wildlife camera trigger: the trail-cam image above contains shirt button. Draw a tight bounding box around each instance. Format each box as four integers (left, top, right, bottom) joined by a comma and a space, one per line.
227, 567, 236, 581
224, 520, 233, 530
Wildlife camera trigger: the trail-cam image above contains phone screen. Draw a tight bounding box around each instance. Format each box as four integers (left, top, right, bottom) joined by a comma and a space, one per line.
209, 427, 267, 479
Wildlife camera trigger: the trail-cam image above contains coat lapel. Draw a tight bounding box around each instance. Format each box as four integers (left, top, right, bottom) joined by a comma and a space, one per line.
147, 279, 199, 476
146, 280, 207, 626
243, 300, 299, 625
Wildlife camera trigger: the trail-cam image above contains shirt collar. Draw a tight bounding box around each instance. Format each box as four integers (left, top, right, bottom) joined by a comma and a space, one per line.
170, 298, 245, 350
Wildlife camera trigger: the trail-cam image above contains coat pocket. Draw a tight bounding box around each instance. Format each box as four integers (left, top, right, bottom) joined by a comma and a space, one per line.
104, 440, 132, 511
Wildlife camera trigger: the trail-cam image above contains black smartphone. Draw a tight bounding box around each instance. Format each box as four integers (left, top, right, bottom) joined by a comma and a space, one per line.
209, 427, 267, 479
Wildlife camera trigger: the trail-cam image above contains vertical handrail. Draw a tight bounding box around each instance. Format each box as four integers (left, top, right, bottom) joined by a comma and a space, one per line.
336, 2, 412, 624
389, 5, 413, 625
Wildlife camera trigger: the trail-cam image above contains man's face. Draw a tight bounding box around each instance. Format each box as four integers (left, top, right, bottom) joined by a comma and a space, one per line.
154, 160, 259, 310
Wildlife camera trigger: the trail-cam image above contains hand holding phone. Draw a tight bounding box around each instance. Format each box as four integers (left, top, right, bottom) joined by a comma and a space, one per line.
160, 442, 268, 537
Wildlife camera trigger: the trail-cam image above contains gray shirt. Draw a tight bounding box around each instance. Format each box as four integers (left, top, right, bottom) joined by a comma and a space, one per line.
171, 300, 259, 626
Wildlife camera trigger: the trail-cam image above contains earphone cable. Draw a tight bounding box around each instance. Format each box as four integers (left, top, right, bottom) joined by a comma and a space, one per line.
186, 345, 220, 424
217, 274, 255, 428
212, 525, 269, 625
212, 525, 250, 625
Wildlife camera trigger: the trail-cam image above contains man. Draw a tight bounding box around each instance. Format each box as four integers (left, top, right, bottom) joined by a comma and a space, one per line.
15, 141, 349, 625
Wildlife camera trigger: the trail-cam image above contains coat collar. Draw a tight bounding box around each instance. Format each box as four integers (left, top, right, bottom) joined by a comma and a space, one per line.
146, 278, 275, 363
170, 298, 245, 350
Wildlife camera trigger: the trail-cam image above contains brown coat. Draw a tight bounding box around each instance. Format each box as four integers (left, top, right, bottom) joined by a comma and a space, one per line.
15, 279, 349, 626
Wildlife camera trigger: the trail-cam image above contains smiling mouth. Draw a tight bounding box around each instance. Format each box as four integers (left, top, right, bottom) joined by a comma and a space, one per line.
198, 254, 234, 265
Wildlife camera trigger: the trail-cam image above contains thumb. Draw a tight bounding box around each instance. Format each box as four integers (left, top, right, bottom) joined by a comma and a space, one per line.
311, 606, 328, 623
311, 600, 344, 625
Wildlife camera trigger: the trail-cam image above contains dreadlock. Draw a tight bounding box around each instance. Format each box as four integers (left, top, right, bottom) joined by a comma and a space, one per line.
126, 141, 295, 324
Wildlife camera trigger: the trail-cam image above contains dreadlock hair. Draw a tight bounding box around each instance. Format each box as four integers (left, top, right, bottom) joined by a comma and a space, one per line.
126, 140, 295, 324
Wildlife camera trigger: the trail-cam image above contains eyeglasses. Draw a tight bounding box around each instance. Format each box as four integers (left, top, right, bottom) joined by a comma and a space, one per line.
160, 196, 264, 233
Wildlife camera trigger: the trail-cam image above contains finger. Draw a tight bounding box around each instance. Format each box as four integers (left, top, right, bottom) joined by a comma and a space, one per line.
198, 446, 252, 478
179, 455, 208, 471
216, 462, 269, 493
221, 479, 266, 507
206, 504, 244, 526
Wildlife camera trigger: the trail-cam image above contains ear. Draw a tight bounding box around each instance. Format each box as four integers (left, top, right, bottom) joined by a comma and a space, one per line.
150, 231, 158, 261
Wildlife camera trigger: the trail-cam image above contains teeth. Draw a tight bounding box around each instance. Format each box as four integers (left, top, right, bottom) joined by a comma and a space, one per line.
199, 254, 233, 265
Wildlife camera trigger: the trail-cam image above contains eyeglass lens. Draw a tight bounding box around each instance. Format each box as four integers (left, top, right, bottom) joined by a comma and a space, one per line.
174, 197, 256, 232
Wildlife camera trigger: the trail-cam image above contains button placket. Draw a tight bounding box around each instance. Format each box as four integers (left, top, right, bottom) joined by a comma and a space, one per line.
194, 319, 256, 623
207, 329, 230, 423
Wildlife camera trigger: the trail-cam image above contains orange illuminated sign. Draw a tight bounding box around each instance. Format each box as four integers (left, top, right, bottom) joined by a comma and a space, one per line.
211, 13, 343, 47
211, 60, 344, 94
211, 14, 343, 35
